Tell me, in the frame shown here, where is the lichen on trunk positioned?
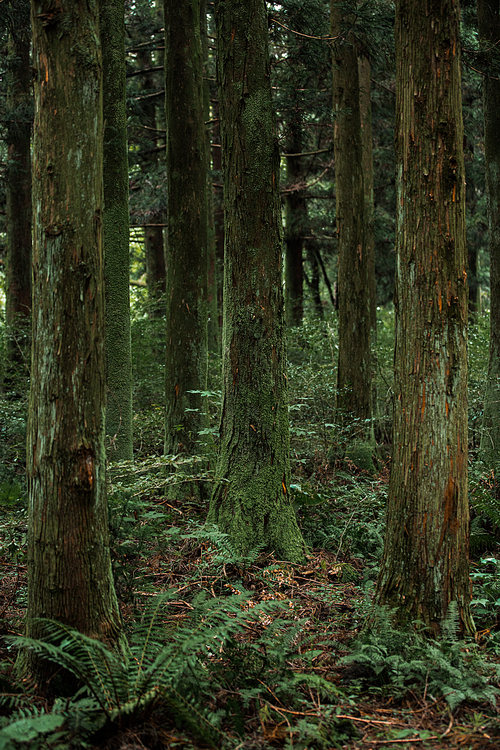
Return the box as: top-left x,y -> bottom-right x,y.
25,0 -> 123,690
207,0 -> 305,564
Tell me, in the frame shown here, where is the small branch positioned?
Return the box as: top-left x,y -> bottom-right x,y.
270,17 -> 339,42
126,65 -> 163,78
283,148 -> 330,157
133,89 -> 164,102
281,160 -> 334,194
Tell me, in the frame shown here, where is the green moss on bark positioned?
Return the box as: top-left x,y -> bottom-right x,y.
207,0 -> 305,564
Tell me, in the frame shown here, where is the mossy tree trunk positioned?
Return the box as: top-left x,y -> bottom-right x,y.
331,3 -> 373,461
26,0 -> 122,688
207,0 -> 305,563
375,0 -> 473,635
478,0 -> 500,472
164,0 -> 209,463
4,3 -> 32,391
101,0 -> 133,462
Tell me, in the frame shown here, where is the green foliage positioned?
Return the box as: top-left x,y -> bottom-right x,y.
0,710 -> 67,750
4,588 -> 348,748
6,593 -> 288,746
471,557 -> 500,631
469,461 -> 500,551
341,605 -> 500,710
295,477 -> 386,562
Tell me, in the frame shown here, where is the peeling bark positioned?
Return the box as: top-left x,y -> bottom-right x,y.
26,0 -> 123,689
375,0 -> 473,634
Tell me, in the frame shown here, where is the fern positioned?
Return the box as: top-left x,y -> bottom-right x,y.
6,591 -> 286,745
340,605 -> 500,710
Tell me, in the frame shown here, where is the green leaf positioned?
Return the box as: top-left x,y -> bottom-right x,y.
0,714 -> 65,743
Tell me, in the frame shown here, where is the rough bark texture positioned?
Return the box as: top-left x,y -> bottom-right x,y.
211,102 -> 225,353
478,0 -> 500,472
27,0 -> 122,686
202,0 -> 220,356
284,126 -> 306,328
358,54 -> 376,333
331,3 -> 373,457
101,0 -> 133,461
375,0 -> 473,634
207,0 -> 305,563
358,51 -> 378,420
138,46 -> 167,318
164,0 -> 209,462
4,9 -> 32,389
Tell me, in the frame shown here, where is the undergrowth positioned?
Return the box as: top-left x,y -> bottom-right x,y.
1,311 -> 500,748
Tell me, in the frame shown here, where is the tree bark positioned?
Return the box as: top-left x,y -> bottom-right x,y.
478,0 -> 500,472
101,0 -> 134,462
358,50 -> 378,422
331,2 -> 374,461
284,127 -> 306,328
207,0 -> 305,563
164,0 -> 209,462
375,0 -> 473,635
138,45 -> 167,317
4,5 -> 32,392
26,0 -> 123,689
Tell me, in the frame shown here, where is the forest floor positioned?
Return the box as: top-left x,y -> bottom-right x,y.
1,466 -> 500,750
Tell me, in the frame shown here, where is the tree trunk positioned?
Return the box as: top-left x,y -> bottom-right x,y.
478,0 -> 500,472
331,2 -> 374,462
306,246 -> 324,318
284,126 -> 306,328
375,0 -> 473,635
138,45 -> 167,317
26,0 -> 122,689
211,101 -> 225,352
101,0 -> 134,462
358,51 -> 378,423
4,6 -> 32,392
164,0 -> 209,462
207,0 -> 305,563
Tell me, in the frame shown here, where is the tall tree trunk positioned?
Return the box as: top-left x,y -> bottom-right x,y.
211,101 -> 225,351
4,6 -> 32,392
202,1 -> 220,356
207,0 -> 305,563
101,0 -> 134,462
358,51 -> 378,420
306,246 -> 324,318
138,45 -> 167,317
331,2 -> 373,464
164,0 -> 209,463
26,0 -> 123,689
284,126 -> 306,328
375,0 -> 473,635
478,0 -> 500,472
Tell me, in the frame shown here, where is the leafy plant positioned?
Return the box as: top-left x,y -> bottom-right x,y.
6,592 -> 288,746
340,604 -> 500,710
471,557 -> 500,630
